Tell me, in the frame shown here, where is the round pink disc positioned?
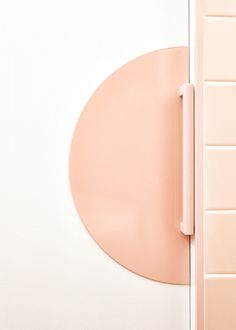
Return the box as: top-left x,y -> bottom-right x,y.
70,47 -> 189,284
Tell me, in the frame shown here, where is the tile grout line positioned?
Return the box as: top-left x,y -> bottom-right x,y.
204,81 -> 236,85
205,274 -> 236,278
205,209 -> 236,214
204,145 -> 236,149
204,15 -> 236,19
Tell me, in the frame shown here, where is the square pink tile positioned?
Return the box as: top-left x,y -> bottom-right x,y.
204,0 -> 236,16
205,213 -> 236,273
204,18 -> 236,81
205,278 -> 236,330
204,84 -> 236,145
205,150 -> 236,209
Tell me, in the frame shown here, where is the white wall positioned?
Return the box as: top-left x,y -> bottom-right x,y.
0,1 -> 189,329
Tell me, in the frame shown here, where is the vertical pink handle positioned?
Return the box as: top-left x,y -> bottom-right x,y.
179,83 -> 195,235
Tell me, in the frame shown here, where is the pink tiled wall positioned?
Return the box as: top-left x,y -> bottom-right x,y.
197,1 -> 236,329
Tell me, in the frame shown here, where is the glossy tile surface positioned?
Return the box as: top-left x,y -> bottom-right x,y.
205,150 -> 236,210
205,213 -> 236,273
205,278 -> 236,330
204,18 -> 236,81
204,84 -> 236,145
199,0 -> 236,328
204,0 -> 236,16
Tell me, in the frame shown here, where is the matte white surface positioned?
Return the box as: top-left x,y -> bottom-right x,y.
0,1 -> 189,329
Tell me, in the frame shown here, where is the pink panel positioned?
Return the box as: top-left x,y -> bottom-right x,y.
70,47 -> 189,285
